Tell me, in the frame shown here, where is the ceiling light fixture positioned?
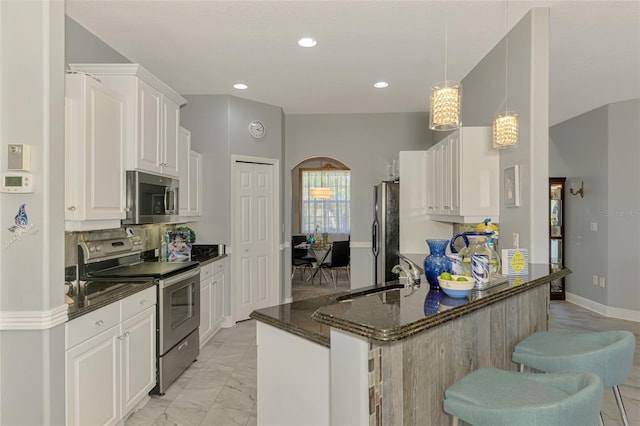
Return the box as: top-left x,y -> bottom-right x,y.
310,163 -> 334,200
297,37 -> 318,48
429,7 -> 462,131
233,83 -> 248,90
493,1 -> 519,149
374,81 -> 389,89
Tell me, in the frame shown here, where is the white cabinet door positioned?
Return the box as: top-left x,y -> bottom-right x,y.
120,306 -> 156,416
427,127 -> 498,223
66,325 -> 120,426
136,79 -> 163,174
448,132 -> 461,216
188,150 -> 202,216
200,277 -> 213,347
426,149 -> 436,213
178,127 -> 191,215
211,271 -> 225,333
65,73 -> 125,230
162,98 -> 180,177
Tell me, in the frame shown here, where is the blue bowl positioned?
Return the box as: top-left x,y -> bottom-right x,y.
440,286 -> 472,299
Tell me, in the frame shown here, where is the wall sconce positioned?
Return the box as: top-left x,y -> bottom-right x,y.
569,181 -> 584,198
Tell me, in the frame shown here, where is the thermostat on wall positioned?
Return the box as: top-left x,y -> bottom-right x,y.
1,172 -> 34,193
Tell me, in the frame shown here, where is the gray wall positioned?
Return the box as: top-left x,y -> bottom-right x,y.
460,8 -> 550,263
181,94 -> 285,311
285,112 -> 433,290
65,15 -> 130,64
181,95 -> 284,245
550,99 -> 640,313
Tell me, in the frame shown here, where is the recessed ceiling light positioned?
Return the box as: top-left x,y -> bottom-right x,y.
297,37 -> 318,48
374,81 -> 389,89
233,83 -> 248,90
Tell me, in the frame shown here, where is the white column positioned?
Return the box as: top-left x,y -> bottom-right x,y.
0,0 -> 66,424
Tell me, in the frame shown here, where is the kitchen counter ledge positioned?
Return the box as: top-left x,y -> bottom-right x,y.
67,280 -> 156,321
251,264 -> 570,345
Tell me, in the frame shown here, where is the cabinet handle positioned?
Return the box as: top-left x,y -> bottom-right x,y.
124,331 -> 130,338
443,206 -> 450,210
95,319 -> 104,326
118,334 -> 125,340
140,300 -> 147,306
67,206 -> 76,212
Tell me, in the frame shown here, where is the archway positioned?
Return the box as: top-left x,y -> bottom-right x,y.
290,156 -> 351,300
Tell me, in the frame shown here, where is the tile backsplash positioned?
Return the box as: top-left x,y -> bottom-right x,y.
65,224 -> 176,267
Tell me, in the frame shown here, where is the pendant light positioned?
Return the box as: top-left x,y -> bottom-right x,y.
493,0 -> 519,148
310,162 -> 333,200
429,7 -> 462,131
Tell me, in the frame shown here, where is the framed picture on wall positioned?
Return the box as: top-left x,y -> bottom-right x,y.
504,165 -> 520,207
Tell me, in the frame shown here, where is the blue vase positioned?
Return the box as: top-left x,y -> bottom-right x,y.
423,239 -> 452,290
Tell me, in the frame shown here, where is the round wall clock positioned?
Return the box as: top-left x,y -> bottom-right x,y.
248,120 -> 265,139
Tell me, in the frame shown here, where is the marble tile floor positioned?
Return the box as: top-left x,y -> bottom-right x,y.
125,300 -> 638,426
124,320 -> 257,426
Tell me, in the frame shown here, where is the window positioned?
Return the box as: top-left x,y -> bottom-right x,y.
300,168 -> 350,234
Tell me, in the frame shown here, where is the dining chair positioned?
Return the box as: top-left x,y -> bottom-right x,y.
292,235 -> 316,263
291,237 -> 314,280
319,240 -> 350,289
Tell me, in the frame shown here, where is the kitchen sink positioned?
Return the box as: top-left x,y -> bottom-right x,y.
335,284 -> 404,303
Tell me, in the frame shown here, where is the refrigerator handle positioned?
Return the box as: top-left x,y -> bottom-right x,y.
372,221 -> 379,256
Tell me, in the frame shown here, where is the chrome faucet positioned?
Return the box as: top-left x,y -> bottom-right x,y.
392,260 -> 421,289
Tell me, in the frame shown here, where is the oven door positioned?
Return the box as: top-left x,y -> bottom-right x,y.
158,267 -> 200,355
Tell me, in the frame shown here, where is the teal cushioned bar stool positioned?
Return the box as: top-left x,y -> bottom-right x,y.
512,331 -> 635,426
443,367 -> 603,426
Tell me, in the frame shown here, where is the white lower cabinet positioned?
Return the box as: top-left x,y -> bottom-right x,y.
199,259 -> 226,347
66,287 -> 156,426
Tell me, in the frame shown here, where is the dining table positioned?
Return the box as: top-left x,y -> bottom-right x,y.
294,242 -> 333,283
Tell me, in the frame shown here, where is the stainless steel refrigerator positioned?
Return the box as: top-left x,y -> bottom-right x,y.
372,181 -> 400,285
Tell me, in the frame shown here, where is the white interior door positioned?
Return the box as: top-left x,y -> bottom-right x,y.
233,159 -> 278,321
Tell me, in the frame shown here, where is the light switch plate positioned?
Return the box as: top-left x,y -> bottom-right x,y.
590,222 -> 598,232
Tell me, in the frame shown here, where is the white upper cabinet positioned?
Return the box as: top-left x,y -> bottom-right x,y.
427,126 -> 499,224
68,64 -> 187,178
64,73 -> 125,231
178,127 -> 202,218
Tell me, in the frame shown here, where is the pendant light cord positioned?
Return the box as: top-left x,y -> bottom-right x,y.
505,0 -> 509,111
444,7 -> 448,82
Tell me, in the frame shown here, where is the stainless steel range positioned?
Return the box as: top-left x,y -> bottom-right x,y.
79,237 -> 201,395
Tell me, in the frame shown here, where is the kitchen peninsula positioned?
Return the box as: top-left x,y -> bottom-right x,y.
250,265 -> 570,426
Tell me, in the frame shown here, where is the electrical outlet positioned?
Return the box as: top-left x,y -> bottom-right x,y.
599,277 -> 606,288
593,275 -> 598,285
590,222 -> 598,232
513,233 -> 519,248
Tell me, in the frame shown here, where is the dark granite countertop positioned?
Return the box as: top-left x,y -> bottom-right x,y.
67,280 -> 156,321
194,253 -> 227,266
251,264 -> 570,346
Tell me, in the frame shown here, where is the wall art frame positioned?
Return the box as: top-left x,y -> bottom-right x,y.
504,165 -> 520,207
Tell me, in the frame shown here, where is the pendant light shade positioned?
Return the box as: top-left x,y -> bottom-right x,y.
493,111 -> 519,148
310,187 -> 333,200
429,80 -> 462,131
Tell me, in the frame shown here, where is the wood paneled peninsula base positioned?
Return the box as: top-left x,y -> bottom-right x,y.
250,264 -> 571,426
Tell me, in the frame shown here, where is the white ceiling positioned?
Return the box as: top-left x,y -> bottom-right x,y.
66,0 -> 639,125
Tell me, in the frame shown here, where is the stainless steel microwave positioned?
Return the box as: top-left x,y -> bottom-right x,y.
123,170 -> 179,224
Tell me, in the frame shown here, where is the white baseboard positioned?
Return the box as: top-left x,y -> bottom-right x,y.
283,297 -> 293,304
221,316 -> 235,328
565,292 -> 640,322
